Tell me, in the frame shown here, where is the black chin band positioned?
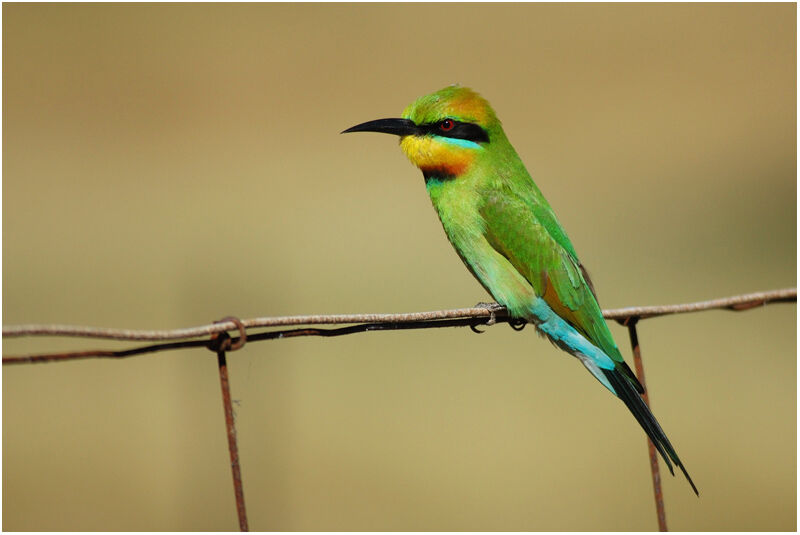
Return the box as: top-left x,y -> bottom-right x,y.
423,169 -> 458,183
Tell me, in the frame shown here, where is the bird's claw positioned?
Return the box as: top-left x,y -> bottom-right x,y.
509,318 -> 528,331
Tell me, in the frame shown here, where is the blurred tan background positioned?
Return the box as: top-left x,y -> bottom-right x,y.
3,3 -> 796,531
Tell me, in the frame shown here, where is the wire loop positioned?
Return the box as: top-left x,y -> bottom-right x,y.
209,316 -> 247,353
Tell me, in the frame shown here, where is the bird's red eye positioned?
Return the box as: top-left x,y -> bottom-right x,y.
440,119 -> 455,131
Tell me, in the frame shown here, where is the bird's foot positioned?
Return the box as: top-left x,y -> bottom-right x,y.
473,301 -> 505,326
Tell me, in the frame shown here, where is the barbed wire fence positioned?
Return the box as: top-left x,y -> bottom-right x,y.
3,287 -> 796,531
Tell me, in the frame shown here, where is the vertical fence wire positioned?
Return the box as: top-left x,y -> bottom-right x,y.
3,290 -> 796,530
210,318 -> 250,531
625,319 -> 668,532
216,348 -> 249,531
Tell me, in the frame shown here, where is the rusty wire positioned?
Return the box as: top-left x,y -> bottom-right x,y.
3,287 -> 795,532
625,319 -> 668,531
209,317 -> 249,532
3,288 -> 795,347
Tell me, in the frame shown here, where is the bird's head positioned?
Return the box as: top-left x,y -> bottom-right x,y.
343,86 -> 502,179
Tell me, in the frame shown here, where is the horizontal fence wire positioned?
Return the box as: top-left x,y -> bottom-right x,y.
2,288 -> 795,365
4,286 -> 795,532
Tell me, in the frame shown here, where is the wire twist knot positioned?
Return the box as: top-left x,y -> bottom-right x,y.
209,316 -> 247,353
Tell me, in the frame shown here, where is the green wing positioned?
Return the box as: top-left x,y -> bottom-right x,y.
479,185 -> 643,391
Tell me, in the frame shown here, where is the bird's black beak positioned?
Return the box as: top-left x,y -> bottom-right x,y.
341,118 -> 419,137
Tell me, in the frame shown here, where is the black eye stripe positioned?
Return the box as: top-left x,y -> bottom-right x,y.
419,120 -> 490,144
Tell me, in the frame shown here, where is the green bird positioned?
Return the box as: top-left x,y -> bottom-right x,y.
344,85 -> 697,494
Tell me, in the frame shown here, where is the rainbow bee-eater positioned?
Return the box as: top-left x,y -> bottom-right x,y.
344,85 -> 697,494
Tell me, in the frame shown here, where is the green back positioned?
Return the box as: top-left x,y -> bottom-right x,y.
406,86 -> 627,366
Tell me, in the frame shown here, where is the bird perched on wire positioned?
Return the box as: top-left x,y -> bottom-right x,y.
343,85 -> 697,494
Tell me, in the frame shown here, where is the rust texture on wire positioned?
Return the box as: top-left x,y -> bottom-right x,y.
625,319 -> 668,531
2,288 -> 795,365
3,289 -> 795,532
209,317 -> 249,532
3,288 -> 795,345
